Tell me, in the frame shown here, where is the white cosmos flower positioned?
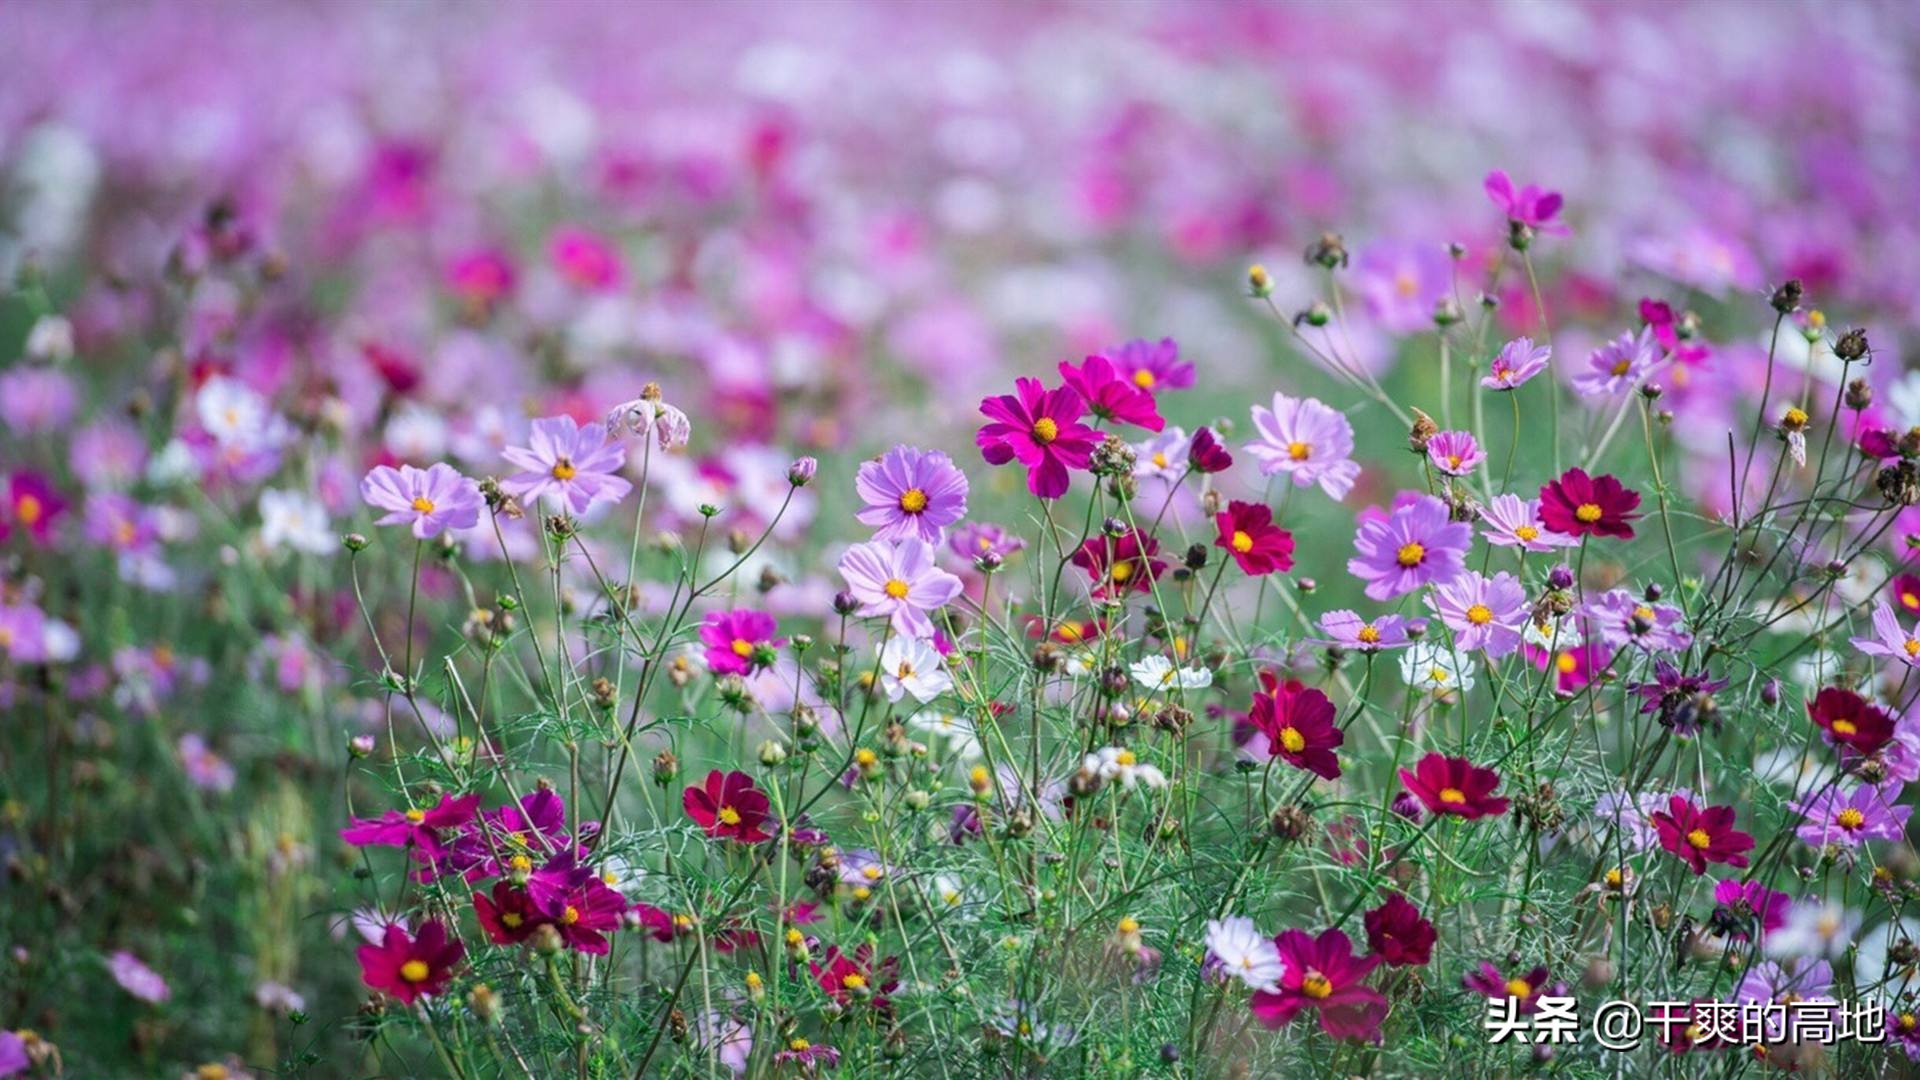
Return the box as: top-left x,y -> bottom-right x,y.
258,489 -> 334,555
197,376 -> 290,453
1399,641 -> 1477,696
1087,746 -> 1167,790
880,636 -> 952,704
1205,916 -> 1283,991
1766,901 -> 1860,961
1130,655 -> 1211,691
908,710 -> 980,760
1521,614 -> 1583,650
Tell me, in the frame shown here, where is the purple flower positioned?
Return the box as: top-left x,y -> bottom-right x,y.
1245,392 -> 1361,500
1484,170 -> 1568,235
1592,790 -> 1668,853
177,733 -> 236,793
1571,327 -> 1657,397
1482,337 -> 1552,391
1479,494 -> 1575,552
0,1030 -> 26,1077
361,463 -> 484,539
949,522 -> 1025,562
1790,783 -> 1911,848
1734,960 -> 1833,1041
502,415 -> 631,515
854,445 -> 969,545
1108,337 -> 1193,392
1852,602 -> 1920,668
1317,610 -> 1414,652
0,368 -> 78,435
1346,495 -> 1471,601
1425,431 -> 1485,477
1583,589 -> 1692,652
837,538 -> 963,639
108,950 -> 171,1004
1424,570 -> 1528,657
0,604 -> 48,663
1355,240 -> 1451,334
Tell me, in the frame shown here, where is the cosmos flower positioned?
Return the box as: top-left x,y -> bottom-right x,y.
2,472 -> 65,545
1108,337 -> 1193,392
1069,527 -> 1165,599
683,770 -> 772,843
195,376 -> 291,453
810,944 -> 899,1010
1132,427 -> 1190,481
1583,589 -> 1691,652
1399,641 -> 1477,697
1765,901 -> 1859,961
1571,327 -> 1658,396
258,489 -> 333,555
1130,655 -> 1212,692
975,377 -> 1100,499
1058,353 -> 1165,432
1423,570 -> 1528,657
1481,337 -> 1551,390
1346,495 -> 1471,600
1245,392 -> 1361,500
549,225 -> 623,290
837,539 -> 963,639
1651,794 -> 1754,875
1790,783 -> 1911,848
699,609 -> 784,676
501,415 -> 632,515
360,463 -> 484,539
1187,426 -> 1233,474
854,445 -> 970,545
604,385 -> 692,451
340,793 -> 481,862
1248,928 -> 1386,1042
1398,753 -> 1509,819
1852,602 -> 1920,667
1363,893 -> 1435,967
1215,500 -> 1294,575
949,522 -> 1026,562
1463,962 -> 1552,1013
108,950 -> 171,1004
879,635 -> 952,703
1538,468 -> 1640,540
473,882 -> 547,945
1483,170 -> 1568,235
1205,916 -> 1283,991
1317,610 -> 1414,652
1086,746 -> 1167,790
357,920 -> 464,1004
1248,673 -> 1342,780
1424,431 -> 1485,477
1712,879 -> 1791,941
1479,494 -> 1575,551
1806,686 -> 1898,757
1355,240 -> 1451,334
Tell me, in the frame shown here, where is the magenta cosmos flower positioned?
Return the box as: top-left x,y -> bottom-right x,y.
700,609 -> 784,676
548,225 -> 623,291
3,471 -> 66,545
1246,392 -> 1361,500
1652,795 -> 1754,875
1214,501 -> 1294,576
361,463 -> 484,539
1463,962 -> 1552,1012
358,920 -> 465,1004
854,445 -> 969,545
1425,431 -> 1485,477
1790,783 -> 1911,848
976,377 -> 1100,499
1108,337 -> 1193,392
340,792 -> 481,862
1424,570 -> 1528,657
1346,495 -> 1471,601
1484,170 -> 1568,235
1398,753 -> 1509,820
1480,494 -> 1575,552
1249,928 -> 1386,1043
1058,354 -> 1164,432
837,538 -> 963,639
1481,337 -> 1551,391
683,770 -> 772,843
502,415 -> 631,515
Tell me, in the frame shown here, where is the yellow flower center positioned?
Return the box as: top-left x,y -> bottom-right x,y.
1604,868 -> 1624,889
1555,652 -> 1578,674
1151,451 -> 1168,468
1633,605 -> 1655,622
1287,441 -> 1311,461
1574,503 -> 1603,523
1279,727 -> 1307,754
1428,667 -> 1450,684
1686,828 -> 1712,849
1439,787 -> 1466,804
718,806 -> 742,826
1132,369 -> 1156,389
509,854 -> 531,873
899,488 -> 929,513
1505,978 -> 1533,998
399,960 -> 431,983
1032,417 -> 1059,444
841,973 -> 867,990
1610,357 -> 1632,377
1301,971 -> 1333,999
1115,749 -> 1137,766
1906,639 -> 1920,658
1118,916 -> 1140,934
1466,604 -> 1493,625
789,1037 -> 811,1052
501,912 -> 523,929
1784,407 -> 1809,427
1515,525 -> 1539,541
852,885 -> 872,901
1837,808 -> 1867,830
562,906 -> 581,925
883,578 -> 910,600
1904,591 -> 1919,610
1357,624 -> 1381,644
551,458 -> 577,481
1057,622 -> 1084,643
411,496 -> 436,514
1231,530 -> 1254,554
1109,562 -> 1134,584
1395,542 -> 1425,567
14,495 -> 41,525
854,748 -> 878,767
1832,719 -> 1858,737
404,808 -> 426,824
1447,454 -> 1462,469
731,638 -> 756,658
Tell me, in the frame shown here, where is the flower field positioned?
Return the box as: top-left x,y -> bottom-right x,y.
3,1 -> 1920,1077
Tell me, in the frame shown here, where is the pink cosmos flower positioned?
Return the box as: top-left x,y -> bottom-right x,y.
501,415 -> 631,514
1423,570 -> 1528,657
1355,240 -> 1451,334
445,248 -> 516,309
1481,336 -> 1551,390
108,951 -> 171,1004
549,225 -> 623,291
854,445 -> 969,545
1058,354 -> 1165,432
699,609 -> 784,676
1851,602 -> 1920,667
360,463 -> 484,539
0,368 -> 77,435
949,522 -> 1024,562
1484,170 -> 1568,235
1108,337 -> 1193,392
976,377 -> 1100,500
1248,928 -> 1386,1042
1571,327 -> 1658,397
1345,495 -> 1471,601
1479,494 -> 1576,552
0,604 -> 48,664
1790,783 -> 1911,848
177,733 -> 235,793
837,538 -> 963,639
1317,610 -> 1415,652
1424,431 -> 1485,477
1245,392 -> 1361,500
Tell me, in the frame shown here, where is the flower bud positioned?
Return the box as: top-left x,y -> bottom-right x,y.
832,591 -> 860,616
758,740 -> 788,767
786,456 -> 817,488
342,533 -> 370,553
1847,378 -> 1873,412
652,750 -> 679,786
1836,327 -> 1870,362
1548,564 -> 1575,591
1247,264 -> 1274,298
1769,279 -> 1803,314
1303,232 -> 1348,270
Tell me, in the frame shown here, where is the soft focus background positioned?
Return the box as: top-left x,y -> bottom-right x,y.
2,0 -> 1919,1075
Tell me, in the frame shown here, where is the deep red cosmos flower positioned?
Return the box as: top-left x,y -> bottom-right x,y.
1215,501 -> 1295,576
473,882 -> 547,945
1538,467 -> 1640,539
1249,928 -> 1386,1043
1249,673 -> 1342,780
810,944 -> 900,1010
1362,893 -> 1435,968
1806,686 -> 1897,757
1069,528 -> 1165,599
1187,426 -> 1233,474
1463,961 -> 1552,1012
1651,795 -> 1753,875
3,472 -> 66,545
1057,354 -> 1164,433
357,920 -> 465,1004
683,770 -> 772,843
1397,753 -> 1509,820
631,903 -> 681,943
339,792 -> 481,862
976,377 -> 1101,500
